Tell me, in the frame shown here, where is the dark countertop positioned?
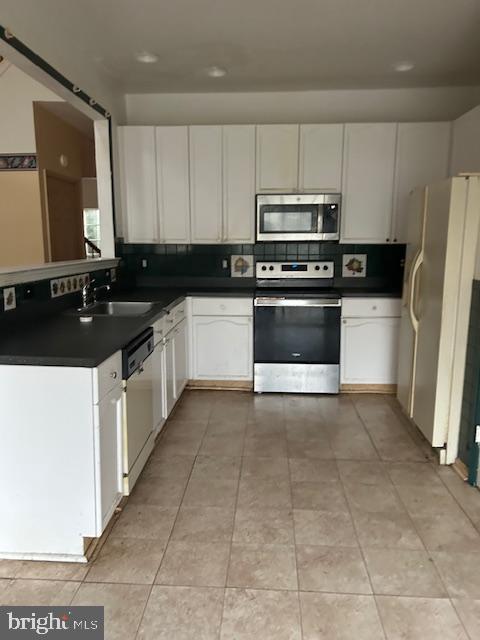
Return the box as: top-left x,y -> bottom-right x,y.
0,285 -> 400,368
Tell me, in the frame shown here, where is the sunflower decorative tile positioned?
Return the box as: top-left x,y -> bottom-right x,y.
231,254 -> 254,278
342,254 -> 367,278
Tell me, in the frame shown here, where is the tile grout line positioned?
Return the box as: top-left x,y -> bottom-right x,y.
340,394 -> 391,640
218,396 -> 249,640
132,393 -> 215,640
347,397 -> 471,638
286,396 -> 308,640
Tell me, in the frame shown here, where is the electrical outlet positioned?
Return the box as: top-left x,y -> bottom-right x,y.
3,287 -> 16,311
110,267 -> 117,282
222,259 -> 228,269
142,259 -> 148,268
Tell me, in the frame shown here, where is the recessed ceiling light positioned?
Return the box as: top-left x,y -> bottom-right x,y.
135,51 -> 159,64
393,61 -> 415,72
205,65 -> 227,78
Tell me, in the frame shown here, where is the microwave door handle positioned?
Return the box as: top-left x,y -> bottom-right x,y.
317,205 -> 323,235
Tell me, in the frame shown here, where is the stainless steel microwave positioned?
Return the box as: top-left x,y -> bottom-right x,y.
256,193 -> 341,242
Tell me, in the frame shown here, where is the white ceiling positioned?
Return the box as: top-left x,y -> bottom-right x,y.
4,0 -> 480,93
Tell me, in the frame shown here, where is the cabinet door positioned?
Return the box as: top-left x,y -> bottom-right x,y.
341,317 -> 400,385
223,125 -> 256,242
192,315 -> 253,380
256,125 -> 299,192
94,384 -> 123,534
173,318 -> 188,398
119,126 -> 158,243
392,122 -> 450,243
189,126 -> 223,243
152,342 -> 166,434
156,126 -> 190,243
163,332 -> 176,417
341,123 -> 397,243
299,124 -> 344,192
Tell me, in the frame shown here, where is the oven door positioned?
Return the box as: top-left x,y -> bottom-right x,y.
254,297 -> 341,393
256,194 -> 340,241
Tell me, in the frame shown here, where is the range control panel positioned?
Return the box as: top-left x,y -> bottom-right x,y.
256,261 -> 334,279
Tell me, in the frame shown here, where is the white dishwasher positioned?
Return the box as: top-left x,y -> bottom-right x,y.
122,327 -> 155,494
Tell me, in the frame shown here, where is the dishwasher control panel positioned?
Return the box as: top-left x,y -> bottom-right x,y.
256,261 -> 334,279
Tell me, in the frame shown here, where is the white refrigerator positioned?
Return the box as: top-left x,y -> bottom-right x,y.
397,176 -> 480,464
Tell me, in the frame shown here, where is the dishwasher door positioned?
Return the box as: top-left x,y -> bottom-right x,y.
123,351 -> 154,493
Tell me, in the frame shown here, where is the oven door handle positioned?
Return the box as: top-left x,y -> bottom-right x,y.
254,297 -> 342,308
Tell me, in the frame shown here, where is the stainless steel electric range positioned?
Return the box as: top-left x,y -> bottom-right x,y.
254,261 -> 341,394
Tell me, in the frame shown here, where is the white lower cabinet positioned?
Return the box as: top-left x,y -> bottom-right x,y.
163,333 -> 176,416
190,297 -> 253,381
95,383 -> 124,532
192,316 -> 253,380
0,352 -> 124,561
152,339 -> 166,434
341,312 -> 400,385
173,318 -> 188,398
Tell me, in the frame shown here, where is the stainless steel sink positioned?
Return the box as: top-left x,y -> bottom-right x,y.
78,301 -> 153,316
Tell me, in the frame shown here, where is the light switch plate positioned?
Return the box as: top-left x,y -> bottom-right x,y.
3,287 -> 16,311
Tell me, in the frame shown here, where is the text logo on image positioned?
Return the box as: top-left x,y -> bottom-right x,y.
0,606 -> 104,638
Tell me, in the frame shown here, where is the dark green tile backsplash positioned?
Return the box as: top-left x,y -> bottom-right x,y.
117,241 -> 406,285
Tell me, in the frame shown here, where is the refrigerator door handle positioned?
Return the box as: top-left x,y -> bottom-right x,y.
409,250 -> 423,331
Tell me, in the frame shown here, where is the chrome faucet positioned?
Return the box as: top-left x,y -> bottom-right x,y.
81,280 -> 111,309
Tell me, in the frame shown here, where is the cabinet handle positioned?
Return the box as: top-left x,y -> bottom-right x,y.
372,305 -> 377,311
220,304 -> 226,311
110,371 -> 117,379
393,238 -> 397,243
386,238 -> 390,242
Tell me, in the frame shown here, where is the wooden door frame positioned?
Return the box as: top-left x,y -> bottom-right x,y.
42,169 -> 85,262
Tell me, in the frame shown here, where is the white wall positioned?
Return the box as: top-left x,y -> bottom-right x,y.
1,3 -> 126,234
450,105 -> 480,176
449,105 -> 480,278
125,86 -> 480,125
0,63 -> 61,153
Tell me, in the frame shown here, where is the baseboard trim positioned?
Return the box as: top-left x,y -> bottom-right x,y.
187,379 -> 253,391
340,383 -> 397,394
452,458 -> 469,481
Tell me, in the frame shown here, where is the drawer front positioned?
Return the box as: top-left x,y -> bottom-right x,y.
94,351 -> 122,404
164,300 -> 186,331
192,297 -> 253,317
173,300 -> 186,324
152,315 -> 166,339
342,297 -> 401,318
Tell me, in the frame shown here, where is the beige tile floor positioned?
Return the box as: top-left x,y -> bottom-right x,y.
2,390 -> 480,638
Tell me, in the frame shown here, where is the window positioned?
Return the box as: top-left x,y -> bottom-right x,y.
83,208 -> 101,258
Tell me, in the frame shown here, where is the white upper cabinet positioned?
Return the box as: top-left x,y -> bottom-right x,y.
189,126 -> 223,243
223,125 -> 256,243
299,124 -> 344,192
392,122 -> 451,243
450,105 -> 480,175
256,124 -> 299,192
341,123 -> 397,244
156,126 -> 190,243
119,126 -> 158,243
